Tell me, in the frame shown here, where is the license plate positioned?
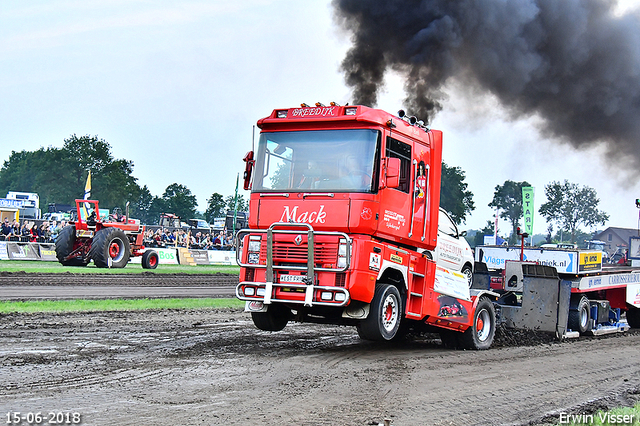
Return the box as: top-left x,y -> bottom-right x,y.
76,230 -> 94,238
279,274 -> 306,283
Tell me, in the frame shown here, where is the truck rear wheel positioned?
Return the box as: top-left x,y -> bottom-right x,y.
55,225 -> 89,266
251,304 -> 290,331
357,284 -> 402,341
459,296 -> 495,350
142,250 -> 159,269
568,296 -> 590,334
626,306 -> 640,328
89,228 -> 131,268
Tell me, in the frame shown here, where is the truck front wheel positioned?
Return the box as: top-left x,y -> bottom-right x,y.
357,284 -> 402,341
459,296 -> 495,350
251,304 -> 290,332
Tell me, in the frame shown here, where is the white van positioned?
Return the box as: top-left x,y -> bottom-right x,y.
428,208 -> 475,286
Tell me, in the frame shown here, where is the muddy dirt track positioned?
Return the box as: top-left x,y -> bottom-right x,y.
1,274 -> 640,425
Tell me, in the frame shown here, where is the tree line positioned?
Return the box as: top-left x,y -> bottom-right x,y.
0,135 -> 247,225
0,135 -> 609,241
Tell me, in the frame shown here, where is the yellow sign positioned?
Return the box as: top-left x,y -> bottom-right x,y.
579,251 -> 602,272
390,254 -> 403,264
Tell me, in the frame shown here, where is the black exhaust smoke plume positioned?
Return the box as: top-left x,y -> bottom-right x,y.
333,0 -> 640,172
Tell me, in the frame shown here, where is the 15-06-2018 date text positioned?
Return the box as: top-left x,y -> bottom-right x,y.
5,412 -> 81,425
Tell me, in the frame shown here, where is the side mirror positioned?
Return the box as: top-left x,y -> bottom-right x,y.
384,157 -> 400,189
243,151 -> 255,190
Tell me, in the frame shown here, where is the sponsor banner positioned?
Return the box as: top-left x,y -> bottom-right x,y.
190,249 -> 210,265
434,266 -> 471,301
627,283 -> 640,307
38,243 -> 57,261
0,241 -> 8,260
129,248 -> 179,265
207,250 -> 236,265
578,272 -> 640,291
477,246 -> 578,274
6,242 -> 40,260
578,251 -> 602,273
521,186 -> 534,236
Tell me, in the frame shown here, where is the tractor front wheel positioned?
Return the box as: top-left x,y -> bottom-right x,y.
142,250 -> 159,269
90,228 -> 131,268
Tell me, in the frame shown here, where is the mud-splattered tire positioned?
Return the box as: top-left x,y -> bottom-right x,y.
626,306 -> 640,328
568,296 -> 590,334
89,228 -> 131,268
357,284 -> 402,341
142,250 -> 159,269
251,304 -> 290,331
459,296 -> 495,350
55,225 -> 89,266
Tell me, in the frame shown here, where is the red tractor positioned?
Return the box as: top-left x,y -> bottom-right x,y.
55,199 -> 158,269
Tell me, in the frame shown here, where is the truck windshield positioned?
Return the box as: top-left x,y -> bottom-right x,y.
252,129 -> 380,192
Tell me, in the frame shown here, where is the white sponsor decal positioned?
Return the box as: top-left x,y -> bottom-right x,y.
279,205 -> 327,224
383,209 -> 405,231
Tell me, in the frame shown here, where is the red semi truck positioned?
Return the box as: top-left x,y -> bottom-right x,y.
235,104 -> 497,349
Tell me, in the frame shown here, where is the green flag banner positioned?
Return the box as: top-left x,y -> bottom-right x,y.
522,186 -> 534,236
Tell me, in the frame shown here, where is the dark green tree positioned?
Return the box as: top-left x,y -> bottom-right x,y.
439,162 -> 474,224
204,193 -> 226,222
0,134 -> 141,212
130,185 -> 155,224
539,180 -> 609,243
225,194 -> 248,213
488,180 -> 531,244
161,183 -> 198,221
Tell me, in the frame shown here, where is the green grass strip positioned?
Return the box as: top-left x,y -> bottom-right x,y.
0,260 -> 240,275
0,298 -> 245,313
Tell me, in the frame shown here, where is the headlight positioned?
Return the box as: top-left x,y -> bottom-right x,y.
248,240 -> 261,252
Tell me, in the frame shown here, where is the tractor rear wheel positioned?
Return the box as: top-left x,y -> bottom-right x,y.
142,250 -> 159,269
90,228 -> 131,268
55,225 -> 89,266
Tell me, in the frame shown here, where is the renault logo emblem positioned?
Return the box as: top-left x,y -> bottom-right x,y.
294,235 -> 303,246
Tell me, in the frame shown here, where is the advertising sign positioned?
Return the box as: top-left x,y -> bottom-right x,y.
129,248 -> 179,265
477,246 -> 579,274
207,250 -> 236,265
629,237 -> 640,261
434,266 -> 471,301
38,244 -> 57,261
6,242 -> 40,260
190,249 -> 210,265
0,241 -> 7,260
521,186 -> 534,236
626,283 -> 640,307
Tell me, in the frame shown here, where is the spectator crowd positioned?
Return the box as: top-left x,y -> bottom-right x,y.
1,216 -> 235,251
1,217 -> 67,243
143,228 -> 234,251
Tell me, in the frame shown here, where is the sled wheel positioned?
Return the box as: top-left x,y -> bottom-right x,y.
440,330 -> 461,349
568,296 -> 590,334
357,284 -> 402,341
626,306 -> 640,328
251,304 -> 290,331
55,225 -> 89,266
142,250 -> 159,269
460,296 -> 496,350
90,228 -> 131,268
462,264 -> 473,287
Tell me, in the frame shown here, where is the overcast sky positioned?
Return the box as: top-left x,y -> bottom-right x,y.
2,0 -> 640,237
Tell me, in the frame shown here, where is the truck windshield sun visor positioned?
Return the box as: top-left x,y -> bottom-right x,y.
252,129 -> 380,193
